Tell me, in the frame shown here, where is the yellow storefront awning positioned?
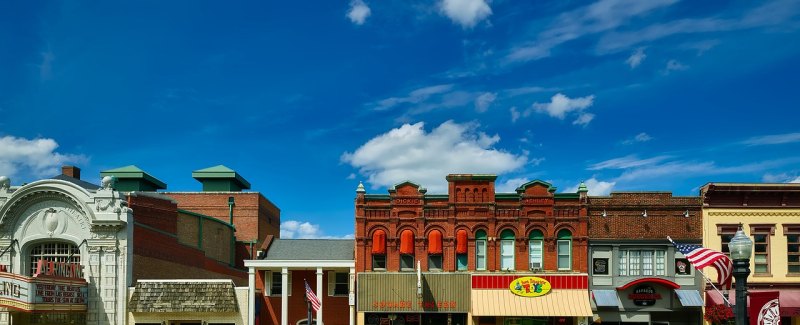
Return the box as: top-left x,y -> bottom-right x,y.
471,289 -> 592,317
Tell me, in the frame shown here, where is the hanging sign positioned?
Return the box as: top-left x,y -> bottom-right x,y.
509,276 -> 551,297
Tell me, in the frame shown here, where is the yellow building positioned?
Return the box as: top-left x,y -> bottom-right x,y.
701,183 -> 800,325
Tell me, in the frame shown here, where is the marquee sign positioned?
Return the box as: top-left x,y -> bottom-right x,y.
509,276 -> 551,297
0,270 -> 87,311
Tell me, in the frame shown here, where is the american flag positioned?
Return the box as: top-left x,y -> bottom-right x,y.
669,237 -> 733,289
305,280 -> 321,312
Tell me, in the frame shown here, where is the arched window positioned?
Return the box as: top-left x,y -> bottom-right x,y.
371,230 -> 387,270
428,230 -> 443,271
557,229 -> 573,270
399,230 -> 415,271
475,230 -> 487,270
528,230 -> 544,270
456,229 -> 468,271
28,242 -> 80,276
500,229 -> 515,271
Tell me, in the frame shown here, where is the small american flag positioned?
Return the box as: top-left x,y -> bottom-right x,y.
305,280 -> 321,312
669,237 -> 733,289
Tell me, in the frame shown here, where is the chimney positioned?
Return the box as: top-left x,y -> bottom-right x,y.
62,166 -> 81,179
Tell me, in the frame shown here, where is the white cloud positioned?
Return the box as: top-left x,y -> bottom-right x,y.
573,113 -> 595,127
510,107 -> 521,123
346,173 -> 356,180
280,220 -> 354,239
347,0 -> 372,25
565,178 -> 616,196
0,136 -> 87,180
474,92 -> 497,113
439,0 -> 492,29
505,0 -> 678,63
495,177 -> 530,192
533,93 -> 596,124
626,47 -> 646,68
374,84 -> 455,111
622,132 -> 653,144
792,177 -> 800,183
588,155 -> 671,170
664,59 -> 688,73
341,120 -> 528,193
743,132 -> 800,146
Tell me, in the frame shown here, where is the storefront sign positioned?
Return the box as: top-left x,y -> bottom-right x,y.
509,276 -> 551,297
628,285 -> 661,306
0,271 -> 87,311
675,259 -> 691,275
370,300 -> 458,310
593,258 -> 609,275
357,273 -> 469,312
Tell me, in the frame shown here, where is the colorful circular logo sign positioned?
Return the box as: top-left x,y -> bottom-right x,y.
509,277 -> 551,297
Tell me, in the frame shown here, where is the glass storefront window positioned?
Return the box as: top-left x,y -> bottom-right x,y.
28,242 -> 80,276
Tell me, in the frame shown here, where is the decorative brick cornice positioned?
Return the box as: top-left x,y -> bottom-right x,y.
708,212 -> 800,217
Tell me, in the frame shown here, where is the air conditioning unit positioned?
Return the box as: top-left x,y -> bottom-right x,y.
531,267 -> 541,272
530,262 -> 541,272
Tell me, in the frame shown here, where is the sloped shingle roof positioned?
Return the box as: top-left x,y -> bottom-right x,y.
263,239 -> 354,261
129,280 -> 238,313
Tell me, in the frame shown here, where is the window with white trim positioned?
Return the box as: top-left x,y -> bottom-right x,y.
476,230 -> 487,271
556,229 -> 572,270
499,229 -> 515,271
264,271 -> 292,296
528,230 -> 543,270
618,249 -> 667,276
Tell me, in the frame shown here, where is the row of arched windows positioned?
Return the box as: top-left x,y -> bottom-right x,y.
370,228 -> 573,271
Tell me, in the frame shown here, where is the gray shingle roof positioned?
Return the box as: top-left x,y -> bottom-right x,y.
128,281 -> 238,313
51,174 -> 100,190
263,239 -> 354,261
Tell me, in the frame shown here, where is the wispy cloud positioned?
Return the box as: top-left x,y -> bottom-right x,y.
532,93 -> 596,126
474,92 -> 497,113
622,132 -> 653,145
663,59 -> 688,73
742,132 -> 800,146
347,0 -> 372,25
626,47 -> 646,68
0,136 -> 88,180
762,172 -> 800,183
341,120 -> 527,193
281,220 -> 354,239
372,84 -> 454,111
610,156 -> 800,182
588,155 -> 671,170
565,177 -> 616,195
438,0 -> 492,29
505,0 -> 678,63
39,49 -> 55,80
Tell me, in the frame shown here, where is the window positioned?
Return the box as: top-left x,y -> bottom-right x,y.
456,229 -> 468,271
557,229 -> 572,270
786,225 -> 800,274
328,272 -> 348,296
618,249 -> 667,276
528,230 -> 544,270
751,224 -> 775,275
499,229 -> 515,270
475,230 -> 487,270
29,242 -> 80,276
400,230 -> 415,272
371,229 -> 387,271
428,230 -> 443,271
717,224 -> 739,257
265,271 -> 292,296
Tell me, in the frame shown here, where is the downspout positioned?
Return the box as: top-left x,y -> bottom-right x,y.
228,196 -> 236,267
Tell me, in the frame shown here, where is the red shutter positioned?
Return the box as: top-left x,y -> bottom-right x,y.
428,230 -> 443,254
400,230 -> 415,254
456,229 -> 468,254
372,230 -> 386,254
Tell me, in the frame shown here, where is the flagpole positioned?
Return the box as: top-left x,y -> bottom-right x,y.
306,279 -> 313,325
666,236 -> 731,306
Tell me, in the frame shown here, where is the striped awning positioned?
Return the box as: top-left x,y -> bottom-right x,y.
675,290 -> 704,307
591,289 -> 619,307
471,290 -> 592,316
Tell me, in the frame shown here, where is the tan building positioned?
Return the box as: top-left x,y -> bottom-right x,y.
700,183 -> 800,325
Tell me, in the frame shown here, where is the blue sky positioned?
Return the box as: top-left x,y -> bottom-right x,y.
2,0 -> 800,239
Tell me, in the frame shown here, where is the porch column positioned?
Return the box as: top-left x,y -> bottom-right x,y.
349,267 -> 356,325
316,267 -> 324,325
248,267 -> 255,325
282,267 -> 289,325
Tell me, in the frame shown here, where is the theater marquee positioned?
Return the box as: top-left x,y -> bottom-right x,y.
0,270 -> 88,311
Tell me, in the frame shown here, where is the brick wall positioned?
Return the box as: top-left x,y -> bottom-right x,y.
587,192 -> 702,240
256,270 -> 351,325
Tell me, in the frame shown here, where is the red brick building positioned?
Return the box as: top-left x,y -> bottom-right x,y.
354,174 -> 592,325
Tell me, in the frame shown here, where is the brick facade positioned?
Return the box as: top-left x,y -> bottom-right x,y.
587,192 -> 703,240
355,175 -> 589,273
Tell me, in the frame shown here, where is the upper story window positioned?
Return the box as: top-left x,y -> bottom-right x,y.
371,229 -> 387,271
400,229 -> 415,272
528,230 -> 544,270
428,230 -> 443,271
619,249 -> 667,276
751,224 -> 775,276
475,230 -> 487,271
29,242 -> 80,276
785,224 -> 800,275
499,229 -> 515,271
717,224 -> 739,257
557,229 -> 572,271
456,229 -> 468,271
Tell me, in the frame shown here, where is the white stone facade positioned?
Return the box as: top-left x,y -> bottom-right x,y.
0,178 -> 131,325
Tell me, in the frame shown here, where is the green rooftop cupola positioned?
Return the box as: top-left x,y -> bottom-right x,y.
192,165 -> 251,192
356,181 -> 366,193
100,165 -> 167,192
578,181 -> 588,193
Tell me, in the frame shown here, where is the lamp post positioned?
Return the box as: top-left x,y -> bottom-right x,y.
728,223 -> 753,325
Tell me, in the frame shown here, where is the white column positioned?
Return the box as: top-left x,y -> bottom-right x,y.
349,267 -> 356,325
282,267 -> 289,325
248,267 -> 256,325
316,267 -> 324,325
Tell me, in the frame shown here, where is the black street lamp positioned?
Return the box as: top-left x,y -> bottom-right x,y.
728,223 -> 753,325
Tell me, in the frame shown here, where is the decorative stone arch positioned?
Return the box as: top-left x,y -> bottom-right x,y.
0,180 -> 97,231
553,223 -> 577,238
469,224 -> 489,236
494,224 -> 518,239
524,225 -> 547,238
